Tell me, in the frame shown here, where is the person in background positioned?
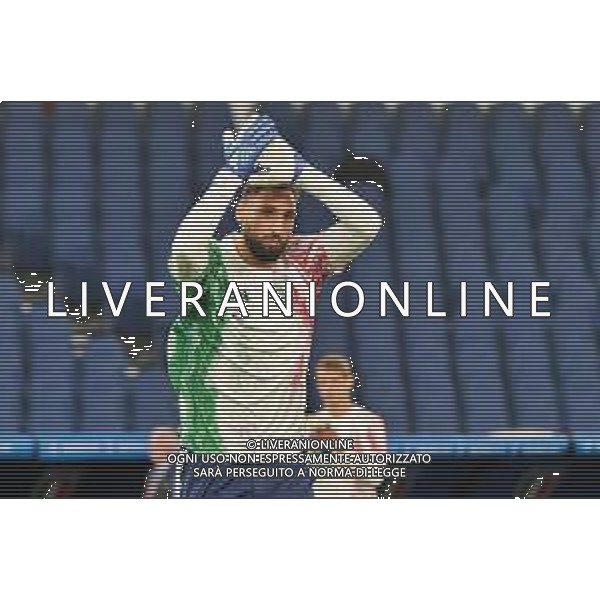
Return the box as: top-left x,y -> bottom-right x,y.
309,355 -> 388,498
143,427 -> 180,498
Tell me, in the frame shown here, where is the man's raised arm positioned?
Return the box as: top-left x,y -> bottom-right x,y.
168,168 -> 243,282
169,112 -> 280,282
295,164 -> 384,274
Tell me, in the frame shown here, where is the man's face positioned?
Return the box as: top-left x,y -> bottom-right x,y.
316,361 -> 354,414
238,188 -> 297,262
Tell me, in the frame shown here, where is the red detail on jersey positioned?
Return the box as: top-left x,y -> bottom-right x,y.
287,236 -> 329,328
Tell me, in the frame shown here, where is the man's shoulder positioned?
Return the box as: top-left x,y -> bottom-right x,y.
286,234 -> 330,273
217,231 -> 240,247
212,232 -> 240,264
288,233 -> 321,253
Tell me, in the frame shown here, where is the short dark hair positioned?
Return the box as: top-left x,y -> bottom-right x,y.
316,355 -> 354,375
238,183 -> 300,207
241,183 -> 298,198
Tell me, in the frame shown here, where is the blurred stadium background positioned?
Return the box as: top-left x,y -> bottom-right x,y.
1,101 -> 600,498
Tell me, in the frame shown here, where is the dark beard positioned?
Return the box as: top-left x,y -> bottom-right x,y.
244,233 -> 287,263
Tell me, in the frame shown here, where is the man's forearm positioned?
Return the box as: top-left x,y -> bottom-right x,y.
295,164 -> 383,270
296,165 -> 383,238
169,168 -> 243,281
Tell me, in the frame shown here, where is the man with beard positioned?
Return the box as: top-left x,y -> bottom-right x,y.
167,111 -> 383,498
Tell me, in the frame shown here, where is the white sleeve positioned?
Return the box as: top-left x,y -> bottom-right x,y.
168,168 -> 244,282
295,165 -> 384,275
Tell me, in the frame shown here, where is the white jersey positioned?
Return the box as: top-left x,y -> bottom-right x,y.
311,404 -> 388,453
208,232 -> 330,452
310,404 -> 388,498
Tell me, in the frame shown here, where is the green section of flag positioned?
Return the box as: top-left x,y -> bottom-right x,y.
167,242 -> 230,452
